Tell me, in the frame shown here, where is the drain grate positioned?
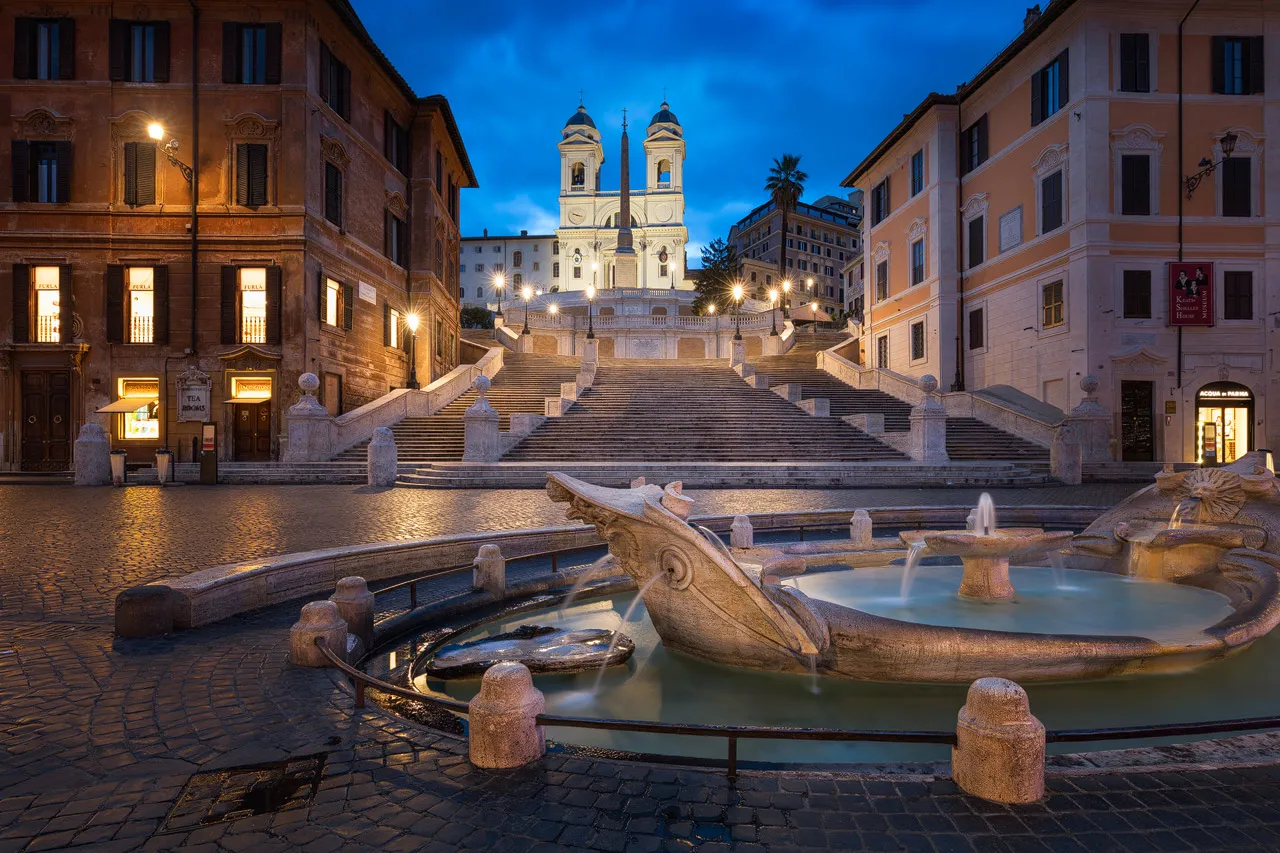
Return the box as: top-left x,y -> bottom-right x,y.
2,622 -> 107,647
159,753 -> 327,833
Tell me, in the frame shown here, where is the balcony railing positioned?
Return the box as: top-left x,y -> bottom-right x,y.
520,310 -> 773,332
35,314 -> 60,343
130,315 -> 153,344
242,315 -> 267,344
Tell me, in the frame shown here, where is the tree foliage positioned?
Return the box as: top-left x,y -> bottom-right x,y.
694,237 -> 739,314
764,154 -> 807,305
460,305 -> 494,329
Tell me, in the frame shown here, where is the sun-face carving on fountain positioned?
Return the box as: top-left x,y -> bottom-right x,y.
1168,469 -> 1247,523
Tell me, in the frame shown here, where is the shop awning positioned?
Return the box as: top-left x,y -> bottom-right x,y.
97,398 -> 156,413
224,394 -> 272,403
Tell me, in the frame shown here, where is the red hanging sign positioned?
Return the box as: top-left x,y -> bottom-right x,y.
1168,262 -> 1213,326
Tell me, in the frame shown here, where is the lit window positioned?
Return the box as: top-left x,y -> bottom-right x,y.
33,266 -> 60,343
117,379 -> 160,439
1042,280 -> 1064,329
324,278 -> 341,326
240,267 -> 267,343
128,267 -> 154,343
389,308 -> 401,348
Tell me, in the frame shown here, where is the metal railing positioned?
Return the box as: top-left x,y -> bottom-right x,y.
130,315 -> 154,344
35,314 -> 60,343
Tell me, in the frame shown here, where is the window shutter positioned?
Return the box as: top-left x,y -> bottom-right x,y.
1135,34 -> 1150,92
248,143 -> 267,206
968,217 -> 983,268
235,144 -> 249,206
222,22 -> 238,83
384,211 -> 392,257
54,141 -> 71,203
325,165 -> 342,228
1030,69 -> 1043,125
136,142 -> 156,205
342,282 -> 354,330
220,265 -> 237,344
1248,36 -> 1264,95
977,115 -> 989,165
1133,156 -> 1150,215
1211,36 -> 1225,94
154,21 -> 171,83
124,142 -> 138,206
383,112 -> 392,161
58,265 -> 73,340
265,265 -> 282,345
265,23 -> 282,84
339,65 -> 352,121
11,141 -> 29,203
398,217 -> 409,266
1057,50 -> 1069,107
13,19 -> 32,79
12,264 -> 30,343
383,300 -> 391,347
153,265 -> 169,344
109,20 -> 129,81
317,268 -> 325,322
58,19 -> 75,79
319,42 -> 330,103
106,265 -> 125,344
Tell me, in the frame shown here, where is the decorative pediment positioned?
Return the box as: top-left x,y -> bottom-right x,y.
1111,123 -> 1165,151
385,191 -> 408,217
219,344 -> 282,372
906,216 -> 928,242
13,108 -> 73,140
961,193 -> 989,220
108,109 -> 160,147
226,112 -> 280,141
320,135 -> 350,168
872,241 -> 891,263
1111,345 -> 1169,375
1216,127 -> 1262,156
1032,143 -> 1069,177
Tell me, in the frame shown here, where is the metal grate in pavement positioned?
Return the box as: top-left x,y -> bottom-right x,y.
159,753 -> 327,833
1,622 -> 107,646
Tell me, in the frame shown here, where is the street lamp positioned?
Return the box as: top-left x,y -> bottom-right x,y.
732,283 -> 744,340
781,278 -> 792,319
521,285 -> 533,335
147,123 -> 193,184
768,288 -> 780,336
492,272 -> 505,318
1185,131 -> 1239,198
405,312 -> 420,389
585,283 -> 596,339
707,303 -> 716,315
548,302 -> 559,324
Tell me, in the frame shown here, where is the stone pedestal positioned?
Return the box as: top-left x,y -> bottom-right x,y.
1066,376 -> 1112,463
289,601 -> 349,667
114,585 -> 174,637
798,398 -> 830,417
468,662 -> 546,769
845,413 -> 885,434
957,556 -> 1015,600
463,376 -> 501,462
772,382 -> 803,403
582,338 -> 599,366
367,427 -> 398,487
1050,423 -> 1083,486
630,477 -> 647,488
284,374 -> 334,462
330,577 -> 375,648
730,515 -> 754,548
909,376 -> 949,464
849,510 -> 872,547
473,544 -> 506,597
953,678 -> 1045,804
74,423 -> 111,486
730,339 -> 745,367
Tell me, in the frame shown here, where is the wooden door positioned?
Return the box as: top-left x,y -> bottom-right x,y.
233,400 -> 273,461
20,370 -> 72,471
1120,380 -> 1155,462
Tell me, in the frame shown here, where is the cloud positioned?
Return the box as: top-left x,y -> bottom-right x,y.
492,194 -> 559,235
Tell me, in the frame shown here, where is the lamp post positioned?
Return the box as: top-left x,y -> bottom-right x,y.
781,278 -> 792,319
406,312 -> 420,389
148,123 -> 193,183
732,284 -> 744,341
492,272 -> 505,318
521,285 -> 533,335
585,283 -> 596,339
1185,131 -> 1239,198
768,288 -> 780,336
548,302 -> 559,325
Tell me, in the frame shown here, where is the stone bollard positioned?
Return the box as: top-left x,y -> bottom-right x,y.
473,544 -> 506,597
730,515 -> 754,548
849,509 -> 873,547
468,662 -> 546,769
74,423 -> 112,486
367,427 -> 398,487
966,509 -> 979,531
1050,423 -> 1083,486
114,585 -> 174,637
330,577 -> 375,648
289,601 -> 349,667
953,677 -> 1046,804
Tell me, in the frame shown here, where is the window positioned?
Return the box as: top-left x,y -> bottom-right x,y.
571,162 -> 585,188
513,273 -> 523,286
1042,280 -> 1064,329
553,262 -> 560,278
222,23 -> 281,85
967,216 -> 985,269
910,150 -> 924,196
910,239 -> 925,285
123,141 -> 157,207
236,143 -> 268,207
128,268 -> 155,343
968,308 -> 984,350
1120,155 -> 1151,215
221,266 -> 279,344
910,321 -> 925,361
532,262 -> 539,271
553,241 -> 560,255
1041,171 -> 1064,233
388,307 -> 401,348
961,115 -> 988,174
110,21 -> 169,82
118,379 -> 160,440
323,278 -> 341,326
660,264 -> 668,277
324,162 -> 343,227
1122,270 -> 1152,318
384,113 -> 409,174
1222,157 -> 1252,217
319,43 -> 351,121
870,178 -> 890,226
107,265 -> 168,345
14,18 -> 74,80
11,141 -> 71,204
33,266 -> 62,343
573,266 -> 582,279
1223,271 -> 1253,320
1031,50 -> 1069,125
475,263 -> 484,273
1119,34 -> 1150,92
513,251 -> 523,268
656,158 -> 671,186
241,268 -> 268,343
1213,37 -> 1264,95
876,335 -> 889,369
874,260 -> 888,301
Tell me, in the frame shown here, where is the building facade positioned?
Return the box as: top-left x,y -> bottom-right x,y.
727,194 -> 861,316
1,0 -> 475,469
459,230 -> 557,309
844,0 -> 1278,464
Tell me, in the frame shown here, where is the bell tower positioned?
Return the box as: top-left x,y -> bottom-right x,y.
644,101 -> 685,194
558,104 -> 604,196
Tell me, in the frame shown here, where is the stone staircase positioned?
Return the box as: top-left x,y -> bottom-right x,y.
334,353 -> 583,463
751,332 -> 1051,465
504,359 -> 907,462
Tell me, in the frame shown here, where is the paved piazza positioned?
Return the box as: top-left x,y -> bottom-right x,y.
4,483 -> 1280,852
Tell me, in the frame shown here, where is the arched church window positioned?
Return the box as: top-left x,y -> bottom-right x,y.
476,286 -> 483,298
513,251 -> 523,268
513,273 -> 523,285
657,159 -> 671,187
571,162 -> 585,188
553,241 -> 560,255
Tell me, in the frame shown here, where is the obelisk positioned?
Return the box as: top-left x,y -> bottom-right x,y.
613,110 -> 638,289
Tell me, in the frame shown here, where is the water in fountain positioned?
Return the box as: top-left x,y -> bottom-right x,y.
1049,550 -> 1069,590
555,569 -> 602,624
591,572 -> 664,693
974,493 -> 997,537
806,653 -> 821,695
899,541 -> 926,602
1169,497 -> 1201,530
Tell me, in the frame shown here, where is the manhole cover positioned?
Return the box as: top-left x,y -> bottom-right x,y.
159,753 -> 327,833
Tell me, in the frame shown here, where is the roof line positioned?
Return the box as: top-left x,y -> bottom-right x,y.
419,95 -> 480,188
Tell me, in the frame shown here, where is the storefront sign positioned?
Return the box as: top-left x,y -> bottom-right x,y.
176,366 -> 212,423
1168,262 -> 1213,326
358,281 -> 377,304
201,423 -> 217,451
1165,401 -> 1177,414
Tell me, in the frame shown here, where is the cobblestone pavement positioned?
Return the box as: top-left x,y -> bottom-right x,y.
6,482 -> 1280,852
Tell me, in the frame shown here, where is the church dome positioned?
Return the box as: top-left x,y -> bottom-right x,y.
565,105 -> 597,130
648,101 -> 680,128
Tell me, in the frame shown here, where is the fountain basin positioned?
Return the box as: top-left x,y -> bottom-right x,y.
1115,520 -> 1268,581
904,529 -> 1075,601
422,625 -> 635,679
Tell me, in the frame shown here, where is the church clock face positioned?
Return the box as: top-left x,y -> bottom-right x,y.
573,249 -> 582,264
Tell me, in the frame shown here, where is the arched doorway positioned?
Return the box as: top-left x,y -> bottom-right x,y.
1196,382 -> 1253,464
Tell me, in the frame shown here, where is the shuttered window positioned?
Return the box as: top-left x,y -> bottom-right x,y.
13,18 -> 75,80
235,143 -> 268,207
222,22 -> 281,85
384,113 -> 409,174
107,265 -> 169,344
967,216 -> 984,269
12,141 -> 71,203
968,308 -> 984,350
1221,157 -> 1252,217
910,239 -> 925,286
385,212 -> 408,266
319,42 -> 351,121
909,150 -> 924,196
874,261 -> 888,302
1122,270 -> 1152,319
324,163 -> 343,227
123,141 -> 157,206
870,178 -> 890,227
222,266 -> 281,345
1119,33 -> 1149,92
961,115 -> 988,175
1041,171 -> 1064,233
1223,271 -> 1253,320
910,321 -> 925,361
1120,154 -> 1151,215
110,20 -> 169,82
1212,36 -> 1264,95
1031,50 -> 1069,125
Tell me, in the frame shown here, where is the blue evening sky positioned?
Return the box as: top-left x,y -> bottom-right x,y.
354,0 -> 1036,258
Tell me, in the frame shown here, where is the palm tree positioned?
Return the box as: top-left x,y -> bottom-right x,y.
764,154 -> 807,317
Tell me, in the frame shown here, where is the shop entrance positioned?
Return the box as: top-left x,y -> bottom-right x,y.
19,369 -> 72,471
233,400 -> 273,461
1196,382 -> 1252,464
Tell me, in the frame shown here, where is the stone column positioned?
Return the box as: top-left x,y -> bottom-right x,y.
1065,376 -> 1112,463
468,662 -> 546,769
909,375 -> 949,464
289,601 -> 349,667
473,543 -> 506,597
74,423 -> 111,486
330,577 -> 375,648
849,510 -> 872,547
283,374 -> 334,462
1050,422 -> 1083,485
367,427 -> 398,487
462,376 -> 501,463
730,338 -> 745,367
953,677 -> 1045,804
730,516 -> 754,548
583,337 -> 599,366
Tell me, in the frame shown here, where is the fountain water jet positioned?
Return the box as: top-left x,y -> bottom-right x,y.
899,541 -> 926,602
592,572 -> 663,692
